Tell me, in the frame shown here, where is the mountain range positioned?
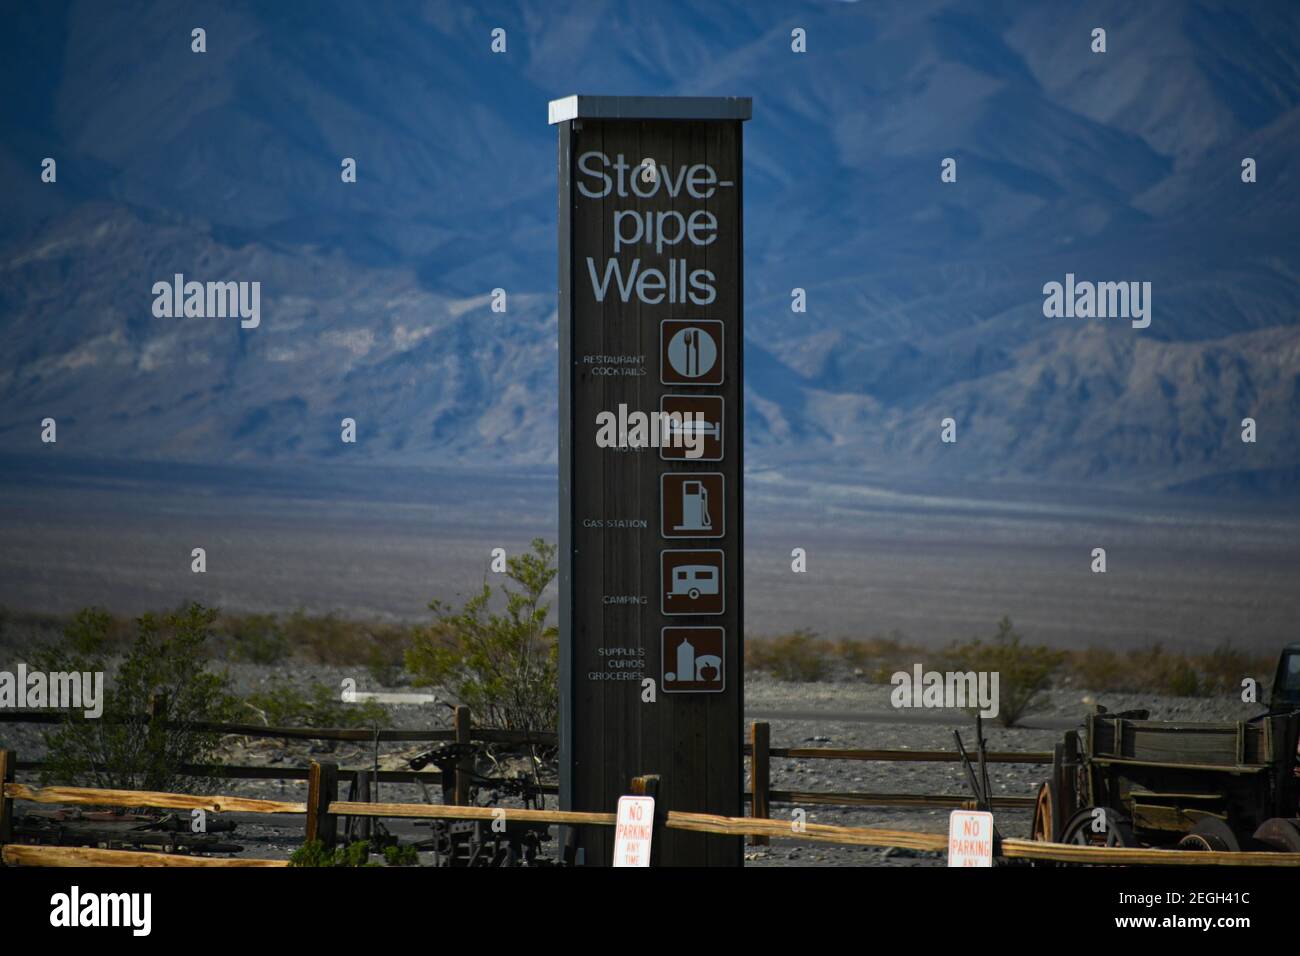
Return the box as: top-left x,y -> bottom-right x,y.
2,0 -> 1298,494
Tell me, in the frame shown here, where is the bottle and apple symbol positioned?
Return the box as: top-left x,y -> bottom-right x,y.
662,627 -> 725,692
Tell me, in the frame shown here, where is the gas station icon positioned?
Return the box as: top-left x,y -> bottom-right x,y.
661,473 -> 724,538
660,319 -> 723,386
661,549 -> 725,615
662,627 -> 725,693
659,395 -> 723,461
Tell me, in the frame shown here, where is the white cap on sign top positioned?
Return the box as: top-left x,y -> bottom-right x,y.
548,95 -> 752,125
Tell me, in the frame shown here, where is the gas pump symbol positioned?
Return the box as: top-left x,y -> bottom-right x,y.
660,473 -> 724,539
675,479 -> 712,533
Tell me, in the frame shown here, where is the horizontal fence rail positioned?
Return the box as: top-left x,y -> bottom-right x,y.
743,745 -> 1053,764
0,708 -> 556,746
1,844 -> 290,867
760,790 -> 1037,809
12,759 -> 560,792
6,776 -> 1300,867
6,782 -> 307,815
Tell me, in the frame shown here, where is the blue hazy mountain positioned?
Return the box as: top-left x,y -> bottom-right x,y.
1,0 -> 1298,491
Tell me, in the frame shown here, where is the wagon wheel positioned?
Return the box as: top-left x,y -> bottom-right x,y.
1252,818 -> 1300,852
1031,780 -> 1059,842
1176,817 -> 1240,852
1059,806 -> 1135,849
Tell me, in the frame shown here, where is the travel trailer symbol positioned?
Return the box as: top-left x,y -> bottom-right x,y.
660,473 -> 724,538
660,319 -> 724,386
661,549 -> 725,615
662,627 -> 725,693
671,564 -> 717,599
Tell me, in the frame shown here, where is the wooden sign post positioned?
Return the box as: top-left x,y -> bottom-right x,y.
552,95 -> 750,865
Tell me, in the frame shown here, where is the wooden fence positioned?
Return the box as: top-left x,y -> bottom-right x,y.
5,752 -> 1300,867
0,707 -> 1040,820
5,709 -> 1300,867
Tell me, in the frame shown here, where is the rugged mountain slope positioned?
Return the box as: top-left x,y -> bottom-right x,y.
1,0 -> 1297,491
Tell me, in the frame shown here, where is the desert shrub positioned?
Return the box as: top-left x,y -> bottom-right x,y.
37,603 -> 239,792
833,632 -> 914,681
383,843 -> 420,866
1059,641 -> 1277,698
942,617 -> 1064,727
1066,646 -> 1127,691
290,839 -> 419,867
281,610 -> 370,665
363,630 -> 409,686
1195,641 -> 1262,696
405,539 -> 558,732
222,612 -> 290,665
245,678 -> 389,732
1124,644 -> 1210,697
747,629 -> 830,682
291,839 -> 377,867
1165,659 -> 1202,697
269,609 -> 413,680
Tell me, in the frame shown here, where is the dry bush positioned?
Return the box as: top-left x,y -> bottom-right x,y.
405,539 -> 558,732
942,617 -> 1064,727
746,629 -> 831,682
226,610 -> 414,683
37,604 -> 239,793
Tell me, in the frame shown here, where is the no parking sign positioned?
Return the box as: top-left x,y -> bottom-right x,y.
613,795 -> 656,867
948,810 -> 995,867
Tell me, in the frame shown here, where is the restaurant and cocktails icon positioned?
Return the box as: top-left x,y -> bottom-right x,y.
662,626 -> 725,693
661,549 -> 725,615
661,319 -> 723,386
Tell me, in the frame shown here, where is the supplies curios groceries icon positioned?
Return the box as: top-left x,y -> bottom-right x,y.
661,549 -> 725,615
662,627 -> 725,693
659,395 -> 723,461
661,473 -> 724,538
661,319 -> 723,386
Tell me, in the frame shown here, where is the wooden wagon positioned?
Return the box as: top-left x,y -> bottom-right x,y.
1031,709 -> 1300,852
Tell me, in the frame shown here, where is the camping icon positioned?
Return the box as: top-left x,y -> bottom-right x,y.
661,549 -> 724,615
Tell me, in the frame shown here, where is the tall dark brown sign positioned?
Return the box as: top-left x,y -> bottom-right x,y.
552,95 -> 750,865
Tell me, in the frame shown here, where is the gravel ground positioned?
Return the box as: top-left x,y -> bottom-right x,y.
0,656 -> 1267,866
742,672 -> 1264,867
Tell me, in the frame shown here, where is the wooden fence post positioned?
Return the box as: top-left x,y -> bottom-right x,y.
306,760 -> 338,849
630,773 -> 662,867
355,770 -> 371,842
0,750 -> 14,851
750,721 -> 770,846
454,704 -> 472,806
